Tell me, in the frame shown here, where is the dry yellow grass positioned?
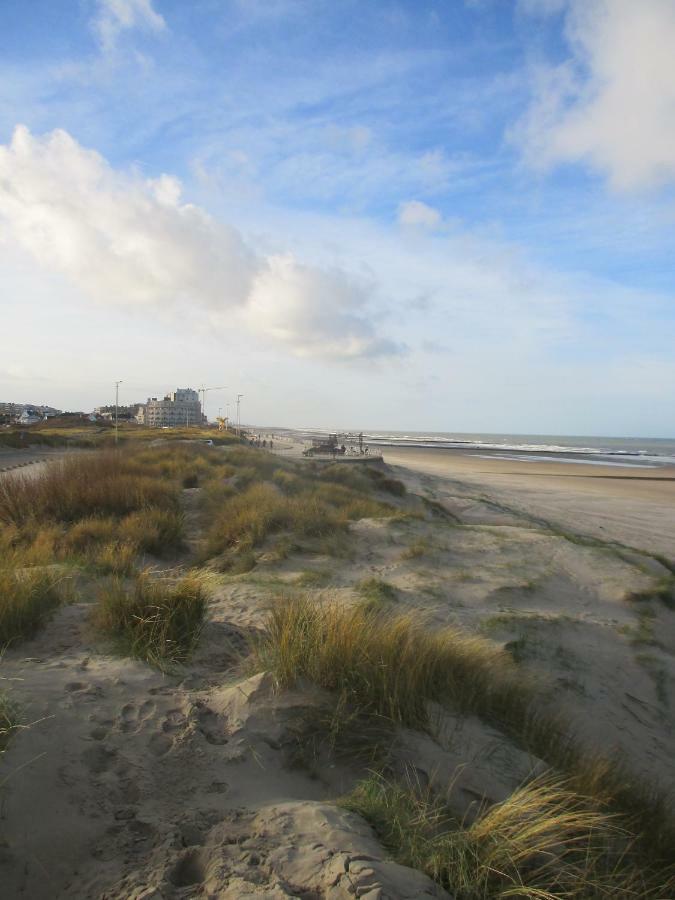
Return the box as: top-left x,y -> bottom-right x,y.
253,596 -> 675,875
0,566 -> 72,646
92,571 -> 209,666
344,772 -> 673,899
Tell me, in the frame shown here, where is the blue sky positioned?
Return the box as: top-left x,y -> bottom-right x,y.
1,0 -> 674,435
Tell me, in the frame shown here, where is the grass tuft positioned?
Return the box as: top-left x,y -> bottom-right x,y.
0,567 -> 71,646
92,571 -> 209,666
252,597 -> 675,868
0,690 -> 18,753
357,577 -> 398,611
343,772 -> 672,899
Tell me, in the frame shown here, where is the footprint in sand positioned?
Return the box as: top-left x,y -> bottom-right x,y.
162,708 -> 188,734
146,709 -> 188,757
82,743 -> 117,775
193,705 -> 229,745
118,699 -> 157,734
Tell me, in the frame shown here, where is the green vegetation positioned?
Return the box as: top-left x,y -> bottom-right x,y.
204,449 -> 394,565
295,568 -> 332,587
400,537 -> 431,559
0,690 -> 17,753
357,577 -> 398,611
0,566 -> 71,647
92,571 -> 209,666
251,596 -> 517,733
0,453 -> 176,526
627,577 -> 675,611
252,597 -> 675,872
344,773 -> 672,899
0,420 -> 240,450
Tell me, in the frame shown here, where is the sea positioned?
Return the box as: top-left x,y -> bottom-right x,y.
266,428 -> 675,469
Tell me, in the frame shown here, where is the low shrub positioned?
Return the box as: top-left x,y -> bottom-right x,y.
92,571 -> 208,665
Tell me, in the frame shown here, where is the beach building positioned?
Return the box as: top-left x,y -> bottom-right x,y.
0,402 -> 62,423
136,389 -> 204,427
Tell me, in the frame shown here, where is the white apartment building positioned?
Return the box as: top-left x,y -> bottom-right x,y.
136,389 -> 204,428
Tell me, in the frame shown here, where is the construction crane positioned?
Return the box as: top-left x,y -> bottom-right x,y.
199,385 -> 227,425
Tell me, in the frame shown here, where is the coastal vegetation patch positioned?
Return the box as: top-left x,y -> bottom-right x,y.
343,772 -> 672,899
252,596 -> 675,876
92,571 -> 209,666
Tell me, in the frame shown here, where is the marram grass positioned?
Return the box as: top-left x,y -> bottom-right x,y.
343,772 -> 674,899
252,596 -> 675,874
92,570 -> 209,666
0,566 -> 72,647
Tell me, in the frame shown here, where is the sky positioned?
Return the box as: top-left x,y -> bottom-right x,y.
1,0 -> 674,436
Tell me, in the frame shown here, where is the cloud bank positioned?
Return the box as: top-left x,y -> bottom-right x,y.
518,0 -> 675,190
0,126 -> 398,360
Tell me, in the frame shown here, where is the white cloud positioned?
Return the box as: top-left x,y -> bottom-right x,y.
398,200 -> 442,228
92,0 -> 167,51
517,0 -> 675,190
0,126 -> 397,360
247,256 -> 399,358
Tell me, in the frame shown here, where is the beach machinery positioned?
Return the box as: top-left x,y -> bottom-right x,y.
303,432 -> 369,457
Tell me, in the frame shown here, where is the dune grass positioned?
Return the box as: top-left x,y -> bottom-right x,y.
252,596 -> 675,872
92,571 -> 209,666
0,453 -> 177,527
0,566 -> 71,647
252,596 -> 524,731
0,690 -> 17,753
343,772 -> 671,899
357,577 -> 398,611
204,478 -> 392,561
400,537 -> 432,560
295,568 -> 332,587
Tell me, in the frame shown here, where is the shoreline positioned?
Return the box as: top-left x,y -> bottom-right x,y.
381,445 -> 675,562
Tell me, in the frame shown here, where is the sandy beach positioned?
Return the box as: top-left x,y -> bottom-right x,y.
382,446 -> 675,559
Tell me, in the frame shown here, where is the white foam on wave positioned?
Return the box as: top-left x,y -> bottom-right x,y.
470,454 -> 661,468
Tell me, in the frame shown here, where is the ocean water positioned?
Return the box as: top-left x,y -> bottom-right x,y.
277,428 -> 675,468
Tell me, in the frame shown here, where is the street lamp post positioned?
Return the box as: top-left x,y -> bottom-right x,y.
236,394 -> 243,435
114,380 -> 123,445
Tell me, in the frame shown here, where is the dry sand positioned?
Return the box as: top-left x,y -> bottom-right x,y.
1,446 -> 674,898
382,446 -> 675,558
